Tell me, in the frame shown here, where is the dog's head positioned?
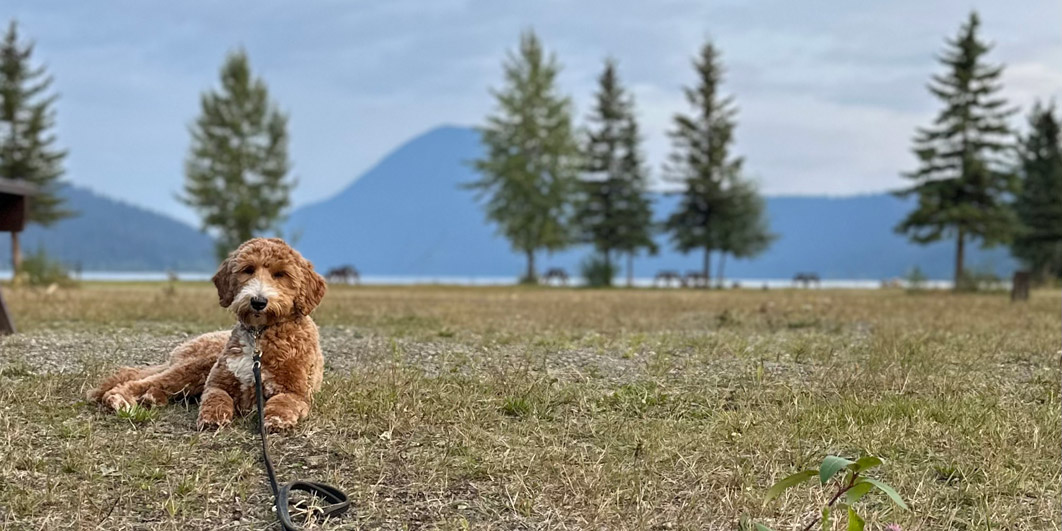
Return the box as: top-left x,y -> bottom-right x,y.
212,238 -> 326,327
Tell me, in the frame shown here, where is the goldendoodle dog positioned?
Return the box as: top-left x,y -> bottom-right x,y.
89,238 -> 327,431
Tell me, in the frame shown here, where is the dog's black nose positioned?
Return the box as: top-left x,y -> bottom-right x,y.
250,296 -> 268,312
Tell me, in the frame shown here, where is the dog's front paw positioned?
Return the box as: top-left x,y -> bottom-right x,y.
138,387 -> 168,407
197,405 -> 233,431
263,411 -> 298,432
102,389 -> 135,411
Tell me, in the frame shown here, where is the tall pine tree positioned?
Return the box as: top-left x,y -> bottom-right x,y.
181,50 -> 294,260
1013,103 -> 1062,280
469,31 -> 580,282
664,41 -> 743,283
575,59 -> 656,287
895,12 -> 1018,287
0,20 -> 70,274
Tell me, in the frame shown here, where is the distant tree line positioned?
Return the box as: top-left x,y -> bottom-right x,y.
0,21 -> 71,275
470,32 -> 774,287
1,13 -> 1060,286
896,12 -> 1062,287
472,15 -> 1062,288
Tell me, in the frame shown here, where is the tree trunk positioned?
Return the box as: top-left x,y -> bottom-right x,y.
702,248 -> 711,288
603,250 -> 612,287
626,253 -> 634,288
10,232 -> 20,278
954,228 -> 965,290
717,252 -> 727,288
525,249 -> 536,283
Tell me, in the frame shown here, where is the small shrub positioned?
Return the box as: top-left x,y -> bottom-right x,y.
905,266 -> 927,292
501,396 -> 532,418
956,267 -> 1004,292
116,404 -> 159,424
580,254 -> 616,287
758,454 -> 907,531
18,248 -> 75,287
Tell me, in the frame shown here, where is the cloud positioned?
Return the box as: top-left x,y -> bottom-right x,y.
5,0 -> 1060,225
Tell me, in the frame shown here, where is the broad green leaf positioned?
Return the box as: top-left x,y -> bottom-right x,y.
847,507 -> 865,531
754,524 -> 774,531
862,478 -> 909,510
852,456 -> 883,473
845,480 -> 875,504
821,506 -> 831,531
765,470 -> 817,502
820,456 -> 855,485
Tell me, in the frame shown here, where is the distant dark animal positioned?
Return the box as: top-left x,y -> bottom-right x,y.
684,271 -> 709,289
541,268 -> 569,286
653,270 -> 682,288
326,265 -> 360,285
792,272 -> 821,288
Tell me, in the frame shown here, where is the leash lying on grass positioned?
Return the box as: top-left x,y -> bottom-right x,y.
248,327 -> 350,531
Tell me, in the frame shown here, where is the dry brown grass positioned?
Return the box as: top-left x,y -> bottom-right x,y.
0,284 -> 1058,530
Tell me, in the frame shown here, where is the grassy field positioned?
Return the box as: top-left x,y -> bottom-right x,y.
0,283 -> 1058,530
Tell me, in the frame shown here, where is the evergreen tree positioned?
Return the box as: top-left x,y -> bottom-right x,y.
181,50 -> 294,260
469,31 -> 580,282
895,12 -> 1018,287
575,59 -> 657,287
0,20 -> 70,274
714,178 -> 774,285
664,41 -> 743,283
1013,103 -> 1062,280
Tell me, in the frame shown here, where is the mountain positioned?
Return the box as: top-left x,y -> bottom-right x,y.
0,185 -> 215,271
288,125 -> 1016,280
6,126 -> 1015,278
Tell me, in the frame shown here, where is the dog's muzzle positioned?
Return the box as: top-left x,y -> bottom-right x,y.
250,296 -> 268,312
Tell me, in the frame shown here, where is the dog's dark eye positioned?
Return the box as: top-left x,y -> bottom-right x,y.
241,266 -> 255,275
272,271 -> 287,279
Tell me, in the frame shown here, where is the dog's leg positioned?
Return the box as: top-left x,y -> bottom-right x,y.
102,356 -> 217,411
197,387 -> 236,430
97,331 -> 229,411
262,393 -> 311,431
88,364 -> 167,403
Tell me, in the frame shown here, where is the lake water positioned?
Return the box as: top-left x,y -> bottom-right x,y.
0,270 -> 957,289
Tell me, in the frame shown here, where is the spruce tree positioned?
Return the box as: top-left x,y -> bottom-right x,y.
714,178 -> 774,285
895,12 -> 1018,287
664,41 -> 742,283
0,20 -> 70,274
1013,103 -> 1062,280
575,59 -> 656,287
181,50 -> 294,260
469,31 -> 580,282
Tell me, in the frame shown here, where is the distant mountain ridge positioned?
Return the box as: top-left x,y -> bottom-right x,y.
287,125 -> 1015,280
6,125 -> 1016,278
0,184 -> 215,271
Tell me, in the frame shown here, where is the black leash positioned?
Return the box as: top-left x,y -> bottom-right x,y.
248,328 -> 350,530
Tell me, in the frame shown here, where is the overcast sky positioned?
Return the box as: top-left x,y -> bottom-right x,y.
8,0 -> 1062,225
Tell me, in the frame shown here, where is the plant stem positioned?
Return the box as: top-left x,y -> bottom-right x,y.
800,473 -> 859,531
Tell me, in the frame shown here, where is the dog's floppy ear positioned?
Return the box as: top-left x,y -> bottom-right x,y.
212,252 -> 238,308
295,259 -> 327,316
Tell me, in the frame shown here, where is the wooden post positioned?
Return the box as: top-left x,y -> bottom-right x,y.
0,178 -> 37,335
0,287 -> 13,334
1010,271 -> 1030,302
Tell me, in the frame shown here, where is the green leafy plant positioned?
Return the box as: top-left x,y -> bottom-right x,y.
17,247 -> 75,287
758,455 -> 907,531
580,254 -> 617,287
